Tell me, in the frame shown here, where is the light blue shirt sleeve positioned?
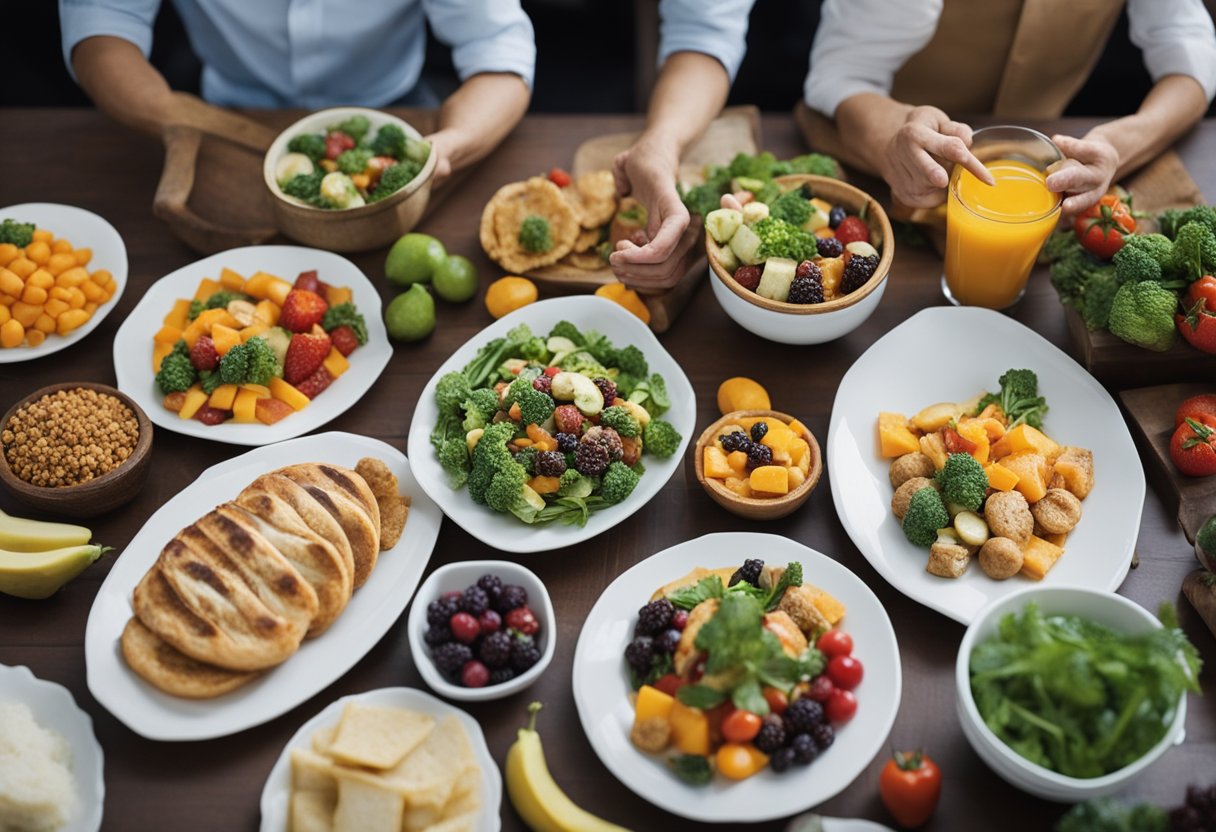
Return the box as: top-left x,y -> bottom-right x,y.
1127,0 -> 1216,102
657,0 -> 755,82
59,0 -> 161,82
424,0 -> 537,89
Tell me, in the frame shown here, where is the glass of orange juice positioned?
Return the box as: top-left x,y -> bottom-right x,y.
943,126 -> 1062,309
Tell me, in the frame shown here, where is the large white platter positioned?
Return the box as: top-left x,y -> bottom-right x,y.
827,306 -> 1145,625
259,687 -> 501,832
84,432 -> 442,741
407,296 -> 695,553
112,245 -> 391,446
0,664 -> 105,832
0,203 -> 127,363
571,532 -> 901,824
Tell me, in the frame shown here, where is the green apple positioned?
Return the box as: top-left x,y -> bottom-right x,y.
385,233 -> 446,286
432,255 -> 478,302
384,284 -> 435,341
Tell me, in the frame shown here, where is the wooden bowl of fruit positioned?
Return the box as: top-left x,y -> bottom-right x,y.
704,175 -> 894,345
693,409 -> 822,520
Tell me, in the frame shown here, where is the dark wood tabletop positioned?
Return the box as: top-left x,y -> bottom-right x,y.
1,110 -> 1213,832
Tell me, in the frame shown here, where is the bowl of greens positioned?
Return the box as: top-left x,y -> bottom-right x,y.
956,586 -> 1200,801
262,107 -> 436,252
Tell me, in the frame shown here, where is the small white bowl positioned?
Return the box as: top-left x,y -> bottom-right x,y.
956,586 -> 1188,802
710,270 -> 886,345
408,560 -> 555,702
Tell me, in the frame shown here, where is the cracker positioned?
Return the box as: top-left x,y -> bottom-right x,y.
290,789 -> 336,832
327,703 -> 434,770
332,770 -> 405,832
383,715 -> 472,810
291,748 -> 337,796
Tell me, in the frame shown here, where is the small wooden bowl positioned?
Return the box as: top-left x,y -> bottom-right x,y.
693,409 -> 822,520
0,382 -> 153,518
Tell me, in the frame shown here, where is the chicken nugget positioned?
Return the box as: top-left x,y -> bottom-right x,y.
984,490 -> 1033,545
889,452 -> 936,488
355,457 -> 399,500
978,537 -> 1024,580
1031,488 -> 1082,534
377,495 -> 409,550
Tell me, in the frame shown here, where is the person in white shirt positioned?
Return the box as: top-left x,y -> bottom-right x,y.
802,0 -> 1216,214
59,0 -> 537,184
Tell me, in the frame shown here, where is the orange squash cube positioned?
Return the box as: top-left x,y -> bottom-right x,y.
1004,424 -> 1061,462
634,685 -> 675,724
193,277 -> 221,301
669,702 -> 710,756
178,385 -> 208,420
152,341 -> 173,372
208,384 -> 239,410
878,412 -> 920,458
1002,451 -> 1048,503
528,475 -> 561,495
219,267 -> 246,292
788,466 -> 806,489
325,284 -> 353,307
749,465 -> 789,495
232,388 -> 260,423
323,347 -> 350,379
253,298 -> 280,326
266,278 -> 293,307
163,299 -> 193,330
1020,534 -> 1065,580
984,461 -> 1020,492
726,450 -> 749,476
153,324 -> 183,345
210,324 -> 241,356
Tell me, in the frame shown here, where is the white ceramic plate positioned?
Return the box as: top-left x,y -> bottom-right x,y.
112,245 -> 391,446
0,664 -> 104,831
828,306 -> 1145,625
258,687 -> 501,832
571,532 -> 901,824
83,432 -> 442,741
407,296 -> 695,553
0,203 -> 127,363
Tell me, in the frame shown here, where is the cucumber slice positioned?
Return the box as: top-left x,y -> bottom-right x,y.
756,257 -> 798,302
729,224 -> 763,265
705,208 -> 742,244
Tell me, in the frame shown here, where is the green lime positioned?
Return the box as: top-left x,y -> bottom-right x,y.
385,233 -> 446,286
384,284 -> 436,341
432,255 -> 479,303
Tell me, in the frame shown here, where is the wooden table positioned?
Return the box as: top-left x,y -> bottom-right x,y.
1,110 -> 1213,832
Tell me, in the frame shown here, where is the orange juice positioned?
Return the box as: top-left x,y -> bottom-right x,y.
944,159 -> 1060,308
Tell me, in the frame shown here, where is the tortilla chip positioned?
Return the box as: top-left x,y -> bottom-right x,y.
480,177 -> 579,273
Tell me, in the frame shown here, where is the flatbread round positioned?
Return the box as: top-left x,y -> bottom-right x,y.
480,177 -> 579,273
563,170 -> 618,229
121,617 -> 260,699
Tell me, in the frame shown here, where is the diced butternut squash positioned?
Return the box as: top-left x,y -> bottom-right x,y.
192,307 -> 234,332
1020,534 -> 1065,580
528,475 -> 561,495
193,277 -> 221,301
163,298 -> 191,330
181,318 -> 207,348
270,376 -> 310,411
253,298 -> 280,326
325,284 -> 353,307
879,412 -> 921,457
955,419 -> 990,464
219,267 -> 246,292
910,402 -> 961,433
634,685 -> 675,724
178,386 -> 208,420
210,323 -> 241,356
323,347 -> 350,378
726,450 -> 749,476
1053,447 -> 1094,500
1002,451 -> 1049,503
254,397 -> 294,425
984,461 -> 1020,492
232,388 -> 259,423
1004,424 -> 1061,462
919,432 -> 949,470
749,465 -> 789,495
703,445 -> 732,479
208,384 -> 239,410
669,701 -> 710,756
152,341 -> 173,372
240,383 -> 271,398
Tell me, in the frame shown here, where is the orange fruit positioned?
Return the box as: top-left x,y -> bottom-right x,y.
484,276 -> 538,319
716,377 -> 771,415
594,283 -> 651,324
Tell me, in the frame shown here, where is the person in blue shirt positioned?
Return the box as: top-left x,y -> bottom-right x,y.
59,0 -> 537,183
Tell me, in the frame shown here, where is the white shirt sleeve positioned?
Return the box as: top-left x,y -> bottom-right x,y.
58,0 -> 161,82
657,0 -> 756,82
424,0 -> 537,89
803,0 -> 943,118
1127,0 -> 1216,102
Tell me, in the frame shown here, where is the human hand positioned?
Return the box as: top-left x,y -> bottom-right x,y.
608,133 -> 692,291
881,106 -> 993,208
423,127 -> 468,186
1045,134 -> 1120,215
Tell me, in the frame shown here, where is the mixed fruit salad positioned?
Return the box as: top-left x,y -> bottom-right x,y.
430,320 -> 681,526
878,369 -> 1095,582
152,268 -> 368,426
625,558 -> 862,784
702,414 -> 815,499
274,114 -> 430,210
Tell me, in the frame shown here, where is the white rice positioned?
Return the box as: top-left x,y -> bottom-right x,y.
0,702 -> 76,831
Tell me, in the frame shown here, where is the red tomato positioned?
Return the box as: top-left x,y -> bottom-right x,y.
1170,415 -> 1216,476
879,750 -> 942,828
324,130 -> 356,160
835,216 -> 869,245
721,710 -> 763,743
543,366 -> 561,377
806,675 -> 835,702
548,167 -> 572,187
762,687 -> 789,715
825,688 -> 858,724
941,426 -> 977,455
827,655 -> 864,690
653,673 -> 685,697
816,630 -> 854,658
1187,275 -> 1216,310
1175,394 -> 1216,428
1177,284 -> 1216,354
1073,194 -> 1136,260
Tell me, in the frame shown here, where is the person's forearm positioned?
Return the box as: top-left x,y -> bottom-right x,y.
433,72 -> 530,173
1085,74 -> 1207,179
639,51 -> 730,156
831,92 -> 913,176
71,36 -> 175,136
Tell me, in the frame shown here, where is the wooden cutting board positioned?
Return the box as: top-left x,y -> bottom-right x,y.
526,105 -> 761,332
1119,382 -> 1216,543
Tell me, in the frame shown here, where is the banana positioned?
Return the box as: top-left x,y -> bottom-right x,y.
506,702 -> 632,832
0,544 -> 109,599
0,508 -> 93,552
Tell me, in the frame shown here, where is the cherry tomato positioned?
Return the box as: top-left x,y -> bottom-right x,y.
716,743 -> 765,781
721,710 -> 763,743
826,688 -> 858,724
816,630 -> 854,658
762,687 -> 789,715
806,675 -> 835,703
653,673 -> 685,697
879,750 -> 942,828
1176,393 -> 1216,428
548,167 -> 573,188
827,655 -> 864,690
543,366 -> 561,377
1073,194 -> 1135,260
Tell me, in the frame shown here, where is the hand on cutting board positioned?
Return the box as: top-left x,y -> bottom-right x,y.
609,132 -> 693,292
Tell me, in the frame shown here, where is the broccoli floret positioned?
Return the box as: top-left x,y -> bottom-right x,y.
369,161 -> 422,203
1168,221 -> 1216,282
1121,232 -> 1174,267
557,351 -> 608,376
287,133 -> 326,163
1079,270 -> 1122,331
461,388 -> 500,432
682,181 -> 726,219
503,379 -> 554,427
436,371 -> 473,415
1054,797 -> 1169,832
580,331 -> 619,368
518,336 -> 550,363
548,320 -> 585,345
728,151 -> 781,180
642,419 -> 682,459
485,460 -> 529,513
975,369 -> 1048,429
902,487 -> 949,547
518,215 -> 553,253
321,302 -> 368,344
334,115 -> 370,145
369,124 -> 407,158
154,341 -> 196,394
1049,244 -> 1113,308
1107,280 -> 1180,352
1162,205 -> 1216,239
1113,243 -> 1162,284
769,191 -> 813,226
558,468 -> 598,499
786,153 -> 839,177
242,336 -> 278,385
467,421 -> 519,505
600,406 -> 640,437
0,219 -> 36,247
752,217 -> 818,262
613,345 -> 648,380
217,341 -> 249,385
197,369 -> 223,395
281,171 -> 327,207
336,148 -> 373,175
438,437 -> 470,488
936,453 -> 989,512
601,461 -> 641,505
515,446 -> 539,476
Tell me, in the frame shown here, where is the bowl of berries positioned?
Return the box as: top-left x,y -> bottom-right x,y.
408,559 -> 555,702
704,175 -> 893,345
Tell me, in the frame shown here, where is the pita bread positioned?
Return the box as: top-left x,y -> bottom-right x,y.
120,617 -> 259,699
480,177 -> 579,273
563,170 -> 618,228
242,474 -> 356,583
275,464 -> 381,588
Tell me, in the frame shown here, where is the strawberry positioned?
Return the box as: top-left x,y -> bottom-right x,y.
194,405 -> 229,425
835,216 -> 869,245
324,130 -> 355,160
189,335 -> 219,372
283,332 -> 332,384
330,325 -> 360,356
279,289 -> 329,333
554,404 -> 583,435
294,270 -> 322,293
295,365 -> 335,399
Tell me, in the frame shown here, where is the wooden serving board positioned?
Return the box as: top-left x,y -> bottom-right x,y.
1119,382 -> 1216,544
526,105 -> 761,333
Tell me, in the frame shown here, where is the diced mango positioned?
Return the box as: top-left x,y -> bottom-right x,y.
253,298 -> 280,326
153,324 -> 181,345
1001,451 -> 1048,503
239,323 -> 269,342
1004,424 -> 1061,462
723,476 -> 753,498
178,385 -> 208,420
726,450 -> 749,476
323,347 -> 349,379
208,384 -> 239,410
919,431 -> 949,470
760,425 -> 798,453
254,397 -> 294,425
528,475 -> 561,495
634,685 -> 675,724
879,412 -> 921,458
152,341 -> 173,372
787,437 -> 810,465
984,461 -> 1020,492
219,267 -> 246,292
240,383 -> 271,398
788,466 -> 806,489
1053,447 -> 1094,500
232,388 -> 259,423
266,279 -> 293,307
269,376 -> 310,411
669,701 -> 710,756
181,319 -> 206,348
703,445 -> 732,479
163,298 -> 191,330
193,277 -> 221,302
242,271 -> 280,300
1020,534 -> 1065,580
716,743 -> 769,781
749,465 -> 789,495
325,284 -> 352,307
211,323 -> 241,356
788,418 -> 810,437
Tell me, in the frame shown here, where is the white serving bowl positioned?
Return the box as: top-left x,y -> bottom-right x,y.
956,586 -> 1188,802
709,269 -> 886,345
408,560 -> 555,702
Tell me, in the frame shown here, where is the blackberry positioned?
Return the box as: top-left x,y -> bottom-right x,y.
424,625 -> 452,647
592,377 -> 618,406
841,254 -> 879,294
534,450 -> 567,477
719,431 -> 749,453
624,636 -> 655,673
476,573 -> 503,601
532,375 -> 552,395
478,630 -> 513,669
750,422 -> 768,442
511,633 -> 542,672
489,666 -> 516,685
583,426 -> 623,461
783,697 -> 824,735
746,442 -> 773,469
574,441 -> 610,476
426,596 -> 460,628
635,598 -> 675,635
555,432 -> 579,453
754,715 -> 786,754
432,642 -> 472,678
816,236 -> 844,258
770,746 -> 797,773
736,558 -> 765,586
788,261 -> 824,305
495,584 -> 528,613
811,722 -> 835,750
460,585 -> 489,617
791,733 -> 818,765
654,628 -> 681,654
828,206 -> 846,229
